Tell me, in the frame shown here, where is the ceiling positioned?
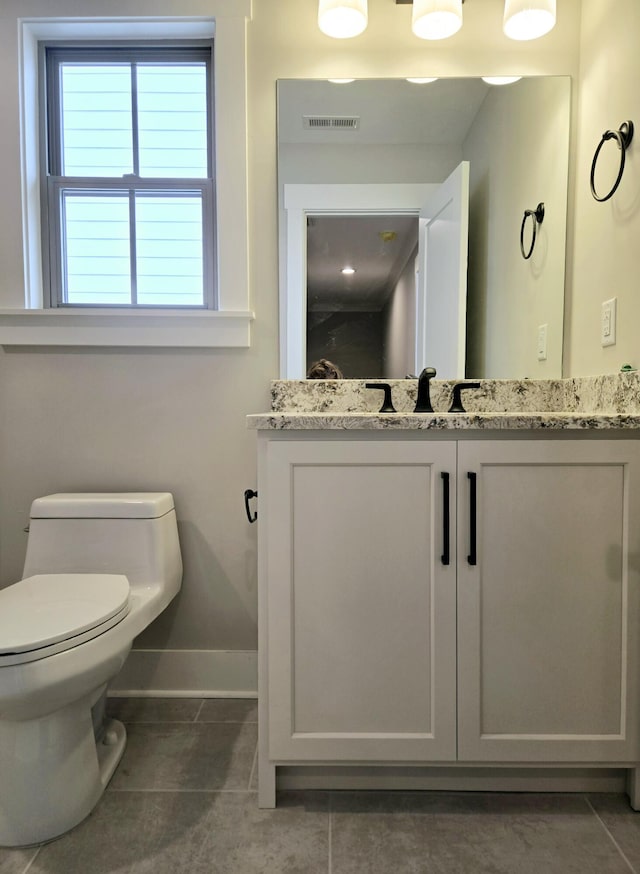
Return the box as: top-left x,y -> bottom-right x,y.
278,77 -> 489,146
306,214 -> 418,311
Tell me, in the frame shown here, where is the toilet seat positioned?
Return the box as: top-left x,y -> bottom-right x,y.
0,574 -> 130,667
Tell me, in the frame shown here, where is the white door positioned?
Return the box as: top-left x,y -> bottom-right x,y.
415,162 -> 470,379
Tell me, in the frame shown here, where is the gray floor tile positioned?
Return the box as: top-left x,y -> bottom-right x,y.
106,697 -> 202,723
0,846 -> 39,874
29,791 -> 329,874
197,698 -> 258,723
589,793 -> 640,871
330,791 -> 633,874
109,722 -> 258,791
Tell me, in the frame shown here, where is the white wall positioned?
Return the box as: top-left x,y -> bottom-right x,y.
0,0 -> 582,692
464,77 -> 570,377
568,0 -> 640,375
383,249 -> 418,379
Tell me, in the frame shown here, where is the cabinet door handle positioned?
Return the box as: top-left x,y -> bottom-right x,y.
441,471 -> 450,566
467,472 -> 477,566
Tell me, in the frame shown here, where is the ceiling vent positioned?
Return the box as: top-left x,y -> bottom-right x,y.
303,115 -> 360,130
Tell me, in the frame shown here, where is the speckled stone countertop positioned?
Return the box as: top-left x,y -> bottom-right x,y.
247,372 -> 640,430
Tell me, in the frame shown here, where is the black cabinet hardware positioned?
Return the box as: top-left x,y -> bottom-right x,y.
441,472 -> 450,566
467,472 -> 477,566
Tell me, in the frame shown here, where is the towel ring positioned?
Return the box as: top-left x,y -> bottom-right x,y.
520,202 -> 545,260
590,121 -> 634,202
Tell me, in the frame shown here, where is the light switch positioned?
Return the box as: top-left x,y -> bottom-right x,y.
601,298 -> 617,347
537,324 -> 548,361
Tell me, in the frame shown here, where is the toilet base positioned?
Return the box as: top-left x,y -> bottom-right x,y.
0,695 -> 127,847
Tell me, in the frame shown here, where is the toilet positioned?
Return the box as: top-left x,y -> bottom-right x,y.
0,492 -> 183,848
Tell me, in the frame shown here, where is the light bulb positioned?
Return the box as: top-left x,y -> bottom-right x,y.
318,0 -> 368,39
412,0 -> 463,41
503,0 -> 556,41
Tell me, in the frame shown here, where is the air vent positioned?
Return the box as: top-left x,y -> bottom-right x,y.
303,115 -> 360,130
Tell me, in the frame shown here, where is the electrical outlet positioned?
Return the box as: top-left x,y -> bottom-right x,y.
537,324 -> 548,361
601,298 -> 617,347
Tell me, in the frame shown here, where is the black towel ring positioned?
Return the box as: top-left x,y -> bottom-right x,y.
520,202 -> 545,260
590,120 -> 634,202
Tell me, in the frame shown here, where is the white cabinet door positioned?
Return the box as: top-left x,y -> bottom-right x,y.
266,439 -> 457,762
457,440 -> 640,763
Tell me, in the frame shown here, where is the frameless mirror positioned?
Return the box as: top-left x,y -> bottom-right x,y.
277,76 -> 571,379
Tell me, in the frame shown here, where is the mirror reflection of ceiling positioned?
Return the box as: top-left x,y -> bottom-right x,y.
278,78 -> 491,146
307,214 -> 418,312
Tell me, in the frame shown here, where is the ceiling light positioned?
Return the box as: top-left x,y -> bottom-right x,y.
406,78 -> 439,84
482,76 -> 523,85
318,0 -> 368,39
412,0 -> 463,40
503,0 -> 556,41
341,266 -> 356,275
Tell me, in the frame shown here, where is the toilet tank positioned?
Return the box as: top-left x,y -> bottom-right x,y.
23,493 -> 182,595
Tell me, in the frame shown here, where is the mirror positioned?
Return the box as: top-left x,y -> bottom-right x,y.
277,76 -> 571,379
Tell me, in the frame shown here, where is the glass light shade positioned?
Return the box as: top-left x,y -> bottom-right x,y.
412,0 -> 463,40
482,76 -> 523,85
318,0 -> 368,38
503,0 -> 556,40
406,77 -> 439,84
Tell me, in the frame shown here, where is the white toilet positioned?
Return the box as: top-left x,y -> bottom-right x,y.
0,492 -> 183,848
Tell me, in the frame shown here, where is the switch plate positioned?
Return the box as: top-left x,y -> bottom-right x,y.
537,324 -> 548,361
601,298 -> 617,347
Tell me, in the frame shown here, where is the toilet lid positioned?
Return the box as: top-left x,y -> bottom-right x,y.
0,574 -> 130,656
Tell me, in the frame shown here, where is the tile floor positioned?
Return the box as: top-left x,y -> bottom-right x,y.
2,698 -> 640,873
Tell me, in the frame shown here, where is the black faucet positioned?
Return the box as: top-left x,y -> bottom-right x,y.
448,382 -> 481,413
414,367 -> 436,413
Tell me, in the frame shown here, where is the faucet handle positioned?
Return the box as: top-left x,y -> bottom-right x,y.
448,382 -> 481,413
365,382 -> 396,413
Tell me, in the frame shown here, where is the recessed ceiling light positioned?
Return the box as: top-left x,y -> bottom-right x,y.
341,266 -> 356,275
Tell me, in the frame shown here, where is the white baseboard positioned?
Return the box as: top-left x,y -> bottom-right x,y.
108,648 -> 257,698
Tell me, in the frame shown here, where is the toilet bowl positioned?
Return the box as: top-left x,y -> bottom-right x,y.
0,493 -> 182,848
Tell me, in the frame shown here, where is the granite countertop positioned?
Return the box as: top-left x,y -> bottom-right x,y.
248,372 -> 640,431
247,411 -> 640,430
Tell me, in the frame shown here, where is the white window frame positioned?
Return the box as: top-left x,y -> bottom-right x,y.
1,12 -> 253,347
43,42 -> 216,311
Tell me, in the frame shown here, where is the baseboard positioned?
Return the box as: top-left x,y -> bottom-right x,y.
108,648 -> 258,698
277,765 -> 627,794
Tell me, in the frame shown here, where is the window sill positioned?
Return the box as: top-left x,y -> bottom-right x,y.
0,308 -> 254,347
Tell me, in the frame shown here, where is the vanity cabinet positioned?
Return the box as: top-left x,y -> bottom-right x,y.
258,434 -> 640,805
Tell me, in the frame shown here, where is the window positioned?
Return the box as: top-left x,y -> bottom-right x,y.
42,44 -> 215,309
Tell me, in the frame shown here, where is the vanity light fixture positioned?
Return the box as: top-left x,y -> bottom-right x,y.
412,0 -> 463,40
406,77 -> 438,84
390,0 -> 553,42
503,0 -> 556,41
318,0 -> 368,38
482,76 -> 523,85
328,78 -> 356,84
